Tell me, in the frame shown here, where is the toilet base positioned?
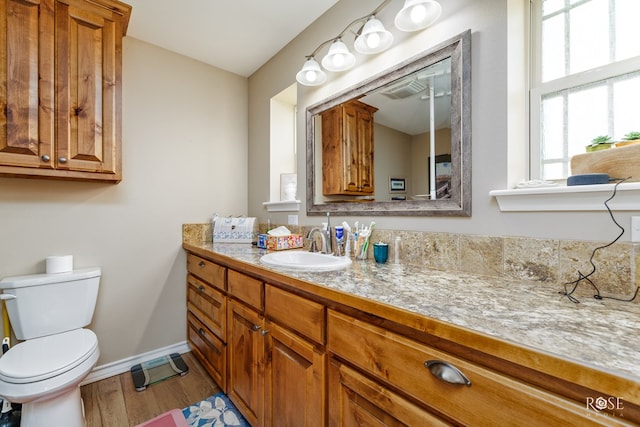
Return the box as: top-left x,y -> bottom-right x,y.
20,386 -> 85,427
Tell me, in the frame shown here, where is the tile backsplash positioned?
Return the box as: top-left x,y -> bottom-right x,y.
183,223 -> 638,302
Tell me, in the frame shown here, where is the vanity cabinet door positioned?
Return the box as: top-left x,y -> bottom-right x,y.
263,321 -> 325,427
328,358 -> 453,427
321,100 -> 377,196
227,299 -> 264,427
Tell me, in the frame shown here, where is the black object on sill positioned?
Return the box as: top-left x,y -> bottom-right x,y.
566,173 -> 610,186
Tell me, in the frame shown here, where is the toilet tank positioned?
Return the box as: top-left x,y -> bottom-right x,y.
0,268 -> 100,340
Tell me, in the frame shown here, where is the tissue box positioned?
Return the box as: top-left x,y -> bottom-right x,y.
257,234 -> 303,250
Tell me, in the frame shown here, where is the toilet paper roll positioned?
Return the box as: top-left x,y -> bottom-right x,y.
46,255 -> 73,274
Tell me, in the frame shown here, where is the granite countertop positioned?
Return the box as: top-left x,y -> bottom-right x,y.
185,241 -> 640,382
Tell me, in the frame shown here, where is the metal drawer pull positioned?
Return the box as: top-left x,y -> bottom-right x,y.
41,155 -> 50,162
424,360 -> 471,386
198,261 -> 205,268
251,324 -> 261,331
260,329 -> 269,336
59,156 -> 67,163
198,328 -> 205,336
198,285 -> 205,293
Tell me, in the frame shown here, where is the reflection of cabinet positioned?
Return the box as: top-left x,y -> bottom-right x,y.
0,0 -> 131,182
321,100 -> 378,195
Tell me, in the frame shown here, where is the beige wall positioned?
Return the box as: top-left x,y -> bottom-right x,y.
0,37 -> 248,366
248,0 -> 639,242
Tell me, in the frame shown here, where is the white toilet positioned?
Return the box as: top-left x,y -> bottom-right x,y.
0,268 -> 101,427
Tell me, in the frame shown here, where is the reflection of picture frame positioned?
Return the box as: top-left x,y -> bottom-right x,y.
389,177 -> 406,192
280,173 -> 297,201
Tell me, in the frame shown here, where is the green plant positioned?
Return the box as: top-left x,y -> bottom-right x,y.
622,131 -> 640,141
588,135 -> 613,147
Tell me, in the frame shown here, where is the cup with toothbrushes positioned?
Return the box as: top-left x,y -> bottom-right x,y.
355,222 -> 375,260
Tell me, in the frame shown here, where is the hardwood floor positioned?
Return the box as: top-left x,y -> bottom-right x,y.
81,352 -> 221,427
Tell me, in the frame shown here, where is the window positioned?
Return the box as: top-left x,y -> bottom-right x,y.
530,0 -> 640,181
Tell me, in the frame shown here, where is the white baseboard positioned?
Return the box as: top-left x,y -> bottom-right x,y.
82,341 -> 191,385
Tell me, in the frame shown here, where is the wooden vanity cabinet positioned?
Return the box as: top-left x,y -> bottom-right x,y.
328,358 -> 453,427
327,310 -> 628,427
0,0 -> 131,182
227,270 -> 265,427
184,246 -> 639,426
321,100 -> 378,196
263,285 -> 326,427
186,254 -> 227,391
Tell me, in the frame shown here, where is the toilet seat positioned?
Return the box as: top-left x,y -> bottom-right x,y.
0,329 -> 97,384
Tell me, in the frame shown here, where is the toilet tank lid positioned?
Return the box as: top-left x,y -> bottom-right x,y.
0,267 -> 101,289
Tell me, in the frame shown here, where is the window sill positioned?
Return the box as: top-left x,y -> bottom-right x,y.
489,182 -> 640,212
262,200 -> 301,212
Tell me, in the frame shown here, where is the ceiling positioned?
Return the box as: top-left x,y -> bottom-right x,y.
124,0 -> 339,77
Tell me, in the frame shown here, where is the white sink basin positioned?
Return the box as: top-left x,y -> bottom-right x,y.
260,251 -> 351,272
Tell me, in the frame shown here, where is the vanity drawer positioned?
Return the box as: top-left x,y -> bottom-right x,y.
265,284 -> 325,344
228,269 -> 263,311
327,310 -> 614,427
187,274 -> 226,340
188,311 -> 226,392
187,254 -> 226,291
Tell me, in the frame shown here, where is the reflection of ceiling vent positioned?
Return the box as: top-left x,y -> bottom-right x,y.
381,79 -> 427,99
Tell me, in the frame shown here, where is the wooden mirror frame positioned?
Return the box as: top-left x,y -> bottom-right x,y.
306,30 -> 471,216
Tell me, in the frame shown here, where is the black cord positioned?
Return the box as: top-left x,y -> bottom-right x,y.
560,177 -> 639,303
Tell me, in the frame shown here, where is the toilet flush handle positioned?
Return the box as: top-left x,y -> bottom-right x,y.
0,294 -> 16,300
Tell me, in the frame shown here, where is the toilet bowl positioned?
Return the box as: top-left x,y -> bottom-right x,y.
0,268 -> 101,427
0,329 -> 99,427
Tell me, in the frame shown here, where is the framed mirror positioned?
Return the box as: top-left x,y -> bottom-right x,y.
306,30 -> 471,216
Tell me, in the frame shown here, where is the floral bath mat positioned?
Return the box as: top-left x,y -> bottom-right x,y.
182,392 -> 249,427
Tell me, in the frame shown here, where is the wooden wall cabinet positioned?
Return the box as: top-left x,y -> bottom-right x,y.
321,100 -> 378,196
0,0 -> 131,182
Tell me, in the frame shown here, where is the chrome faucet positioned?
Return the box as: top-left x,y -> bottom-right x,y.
308,227 -> 331,254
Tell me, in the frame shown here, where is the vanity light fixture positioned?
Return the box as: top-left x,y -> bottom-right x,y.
321,39 -> 356,72
354,17 -> 394,54
295,0 -> 442,86
395,0 -> 442,32
296,57 -> 327,86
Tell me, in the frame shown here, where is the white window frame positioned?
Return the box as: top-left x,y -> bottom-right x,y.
529,0 -> 640,181
491,0 -> 640,212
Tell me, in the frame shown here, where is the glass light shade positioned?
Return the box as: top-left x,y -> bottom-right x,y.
395,0 -> 442,32
296,58 -> 327,86
354,18 -> 394,54
321,40 -> 356,72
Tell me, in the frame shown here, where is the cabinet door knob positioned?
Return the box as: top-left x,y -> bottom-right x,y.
424,360 -> 471,386
251,324 -> 261,331
198,261 -> 205,268
260,329 -> 269,336
41,155 -> 50,162
198,328 -> 205,336
58,157 -> 67,163
198,285 -> 205,293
